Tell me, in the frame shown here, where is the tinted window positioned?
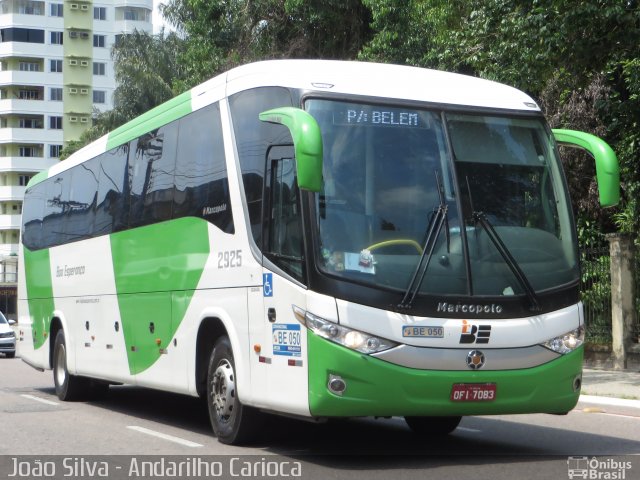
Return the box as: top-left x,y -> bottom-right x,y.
0,28 -> 44,43
65,158 -> 100,241
173,103 -> 233,233
94,146 -> 129,236
229,87 -> 293,246
22,183 -> 46,250
129,122 -> 178,228
42,172 -> 71,247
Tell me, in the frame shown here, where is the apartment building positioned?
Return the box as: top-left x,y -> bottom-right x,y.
0,0 -> 152,317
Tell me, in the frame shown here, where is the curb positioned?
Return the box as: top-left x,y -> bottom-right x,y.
578,394 -> 640,410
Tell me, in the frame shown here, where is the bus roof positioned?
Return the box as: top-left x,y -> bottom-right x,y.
32,60 -> 540,186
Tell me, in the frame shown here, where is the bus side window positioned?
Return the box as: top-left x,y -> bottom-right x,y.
65,156 -> 100,242
173,102 -> 234,233
94,146 -> 128,235
229,87 -> 293,248
129,122 -> 178,229
22,183 -> 45,250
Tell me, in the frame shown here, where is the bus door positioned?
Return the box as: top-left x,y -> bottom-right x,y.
251,146 -> 309,414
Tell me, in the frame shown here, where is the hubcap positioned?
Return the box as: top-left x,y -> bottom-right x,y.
211,359 -> 235,422
55,343 -> 67,387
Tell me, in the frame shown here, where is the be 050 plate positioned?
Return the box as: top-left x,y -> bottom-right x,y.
450,383 -> 497,402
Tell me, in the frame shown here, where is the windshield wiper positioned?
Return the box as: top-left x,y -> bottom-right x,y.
471,211 -> 541,313
398,171 -> 449,310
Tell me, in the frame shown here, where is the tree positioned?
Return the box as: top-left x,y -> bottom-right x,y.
160,0 -> 372,90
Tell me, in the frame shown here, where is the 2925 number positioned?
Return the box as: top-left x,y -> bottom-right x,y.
218,250 -> 242,268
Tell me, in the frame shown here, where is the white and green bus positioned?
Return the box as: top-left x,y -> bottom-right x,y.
18,60 -> 619,444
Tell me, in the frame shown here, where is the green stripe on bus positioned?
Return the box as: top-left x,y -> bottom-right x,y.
26,170 -> 49,188
23,247 -> 55,350
308,332 -> 582,416
106,90 -> 193,151
110,217 -> 210,375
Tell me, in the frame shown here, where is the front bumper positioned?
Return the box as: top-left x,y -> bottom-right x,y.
308,331 -> 582,417
0,336 -> 16,353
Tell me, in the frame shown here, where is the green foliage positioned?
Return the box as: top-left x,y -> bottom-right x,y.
161,0 -> 372,89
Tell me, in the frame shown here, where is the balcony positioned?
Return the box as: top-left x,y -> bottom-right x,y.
0,98 -> 51,115
0,156 -> 57,172
0,127 -> 62,143
0,185 -> 26,201
0,244 -> 18,257
0,43 -> 51,58
0,215 -> 21,230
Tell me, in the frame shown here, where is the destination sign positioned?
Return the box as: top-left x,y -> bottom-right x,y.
334,108 -> 427,128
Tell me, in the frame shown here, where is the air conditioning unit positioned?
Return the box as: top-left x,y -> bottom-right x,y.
80,60 -> 88,67
69,31 -> 78,39
80,117 -> 88,123
80,4 -> 88,10
69,88 -> 78,94
80,88 -> 88,94
70,4 -> 78,9
69,59 -> 78,66
80,32 -> 89,39
69,116 -> 78,123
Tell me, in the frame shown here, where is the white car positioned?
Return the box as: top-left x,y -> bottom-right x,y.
0,312 -> 16,358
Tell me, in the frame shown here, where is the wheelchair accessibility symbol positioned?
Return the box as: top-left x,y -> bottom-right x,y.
263,273 -> 273,297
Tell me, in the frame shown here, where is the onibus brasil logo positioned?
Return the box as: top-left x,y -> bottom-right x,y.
567,457 -> 632,479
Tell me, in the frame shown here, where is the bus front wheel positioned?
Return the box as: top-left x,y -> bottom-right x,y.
404,416 -> 462,435
207,336 -> 260,445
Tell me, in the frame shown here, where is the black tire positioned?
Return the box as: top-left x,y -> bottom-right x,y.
404,416 -> 462,435
53,330 -> 89,401
206,336 -> 261,445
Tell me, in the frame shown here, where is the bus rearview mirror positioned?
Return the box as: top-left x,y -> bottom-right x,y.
259,107 -> 323,192
552,129 -> 620,207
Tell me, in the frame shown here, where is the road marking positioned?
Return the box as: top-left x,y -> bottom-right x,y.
457,427 -> 481,433
579,394 -> 640,410
20,394 -> 59,406
127,426 -> 203,448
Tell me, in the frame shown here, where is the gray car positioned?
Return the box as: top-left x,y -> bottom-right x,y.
0,312 -> 16,358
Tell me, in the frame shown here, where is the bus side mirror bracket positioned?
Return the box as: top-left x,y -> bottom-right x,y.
259,107 -> 323,192
552,129 -> 620,207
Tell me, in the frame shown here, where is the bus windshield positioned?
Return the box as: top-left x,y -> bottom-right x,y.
306,99 -> 578,299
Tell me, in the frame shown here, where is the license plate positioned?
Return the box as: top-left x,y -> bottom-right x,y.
450,383 -> 497,402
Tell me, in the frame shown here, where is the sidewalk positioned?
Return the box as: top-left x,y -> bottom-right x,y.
581,368 -> 640,401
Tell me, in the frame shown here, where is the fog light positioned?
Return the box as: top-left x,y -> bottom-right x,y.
328,374 -> 347,396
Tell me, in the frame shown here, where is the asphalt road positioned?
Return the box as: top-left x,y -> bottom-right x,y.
1,355 -> 639,480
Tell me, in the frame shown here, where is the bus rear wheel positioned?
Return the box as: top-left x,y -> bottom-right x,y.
207,336 -> 261,445
404,416 -> 462,435
53,330 -> 89,401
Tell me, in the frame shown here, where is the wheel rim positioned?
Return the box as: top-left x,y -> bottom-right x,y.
210,359 -> 235,423
55,343 -> 67,387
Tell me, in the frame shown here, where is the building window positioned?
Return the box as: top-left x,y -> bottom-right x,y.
93,90 -> 105,104
19,175 -> 33,186
49,145 -> 62,158
49,116 -> 62,129
93,6 -> 106,20
93,62 -> 106,76
93,34 -> 105,48
50,59 -> 62,73
19,118 -> 41,129
50,31 -> 63,45
19,62 -> 40,72
0,28 -> 45,43
18,89 -> 40,100
50,87 -> 62,101
18,1 -> 43,15
19,147 -> 36,157
50,3 -> 63,17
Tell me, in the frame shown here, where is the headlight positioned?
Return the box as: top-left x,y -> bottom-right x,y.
540,325 -> 585,354
292,306 -> 397,354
